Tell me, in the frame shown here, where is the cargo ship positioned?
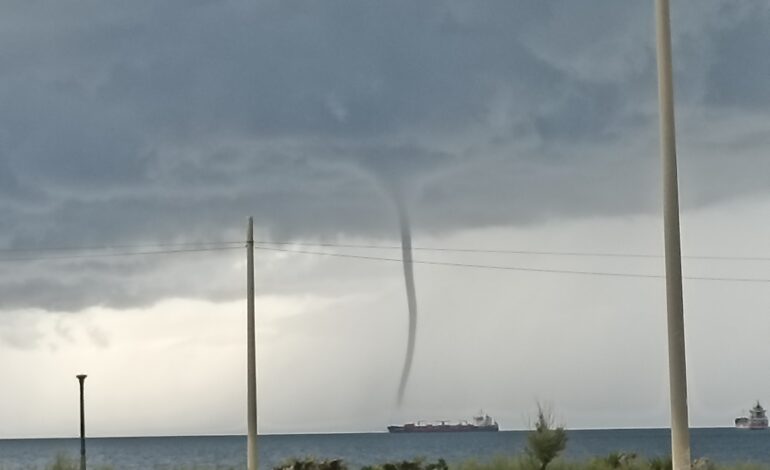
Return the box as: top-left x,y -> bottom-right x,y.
735,402 -> 768,429
388,412 -> 499,433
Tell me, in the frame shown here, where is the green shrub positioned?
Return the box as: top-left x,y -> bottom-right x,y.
606,453 -> 624,469
362,458 -> 448,470
274,458 -> 347,470
526,405 -> 568,470
647,456 -> 671,470
455,456 -> 542,470
595,452 -> 639,469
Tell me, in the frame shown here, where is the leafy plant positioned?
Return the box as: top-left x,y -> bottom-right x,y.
274,458 -> 348,470
526,404 -> 568,470
362,458 -> 448,470
599,452 -> 638,469
647,456 -> 672,470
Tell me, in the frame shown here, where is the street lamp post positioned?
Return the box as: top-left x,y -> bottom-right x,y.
654,1 -> 692,469
246,217 -> 258,470
76,374 -> 87,469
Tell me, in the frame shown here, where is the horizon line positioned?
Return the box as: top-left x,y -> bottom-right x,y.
0,425 -> 736,441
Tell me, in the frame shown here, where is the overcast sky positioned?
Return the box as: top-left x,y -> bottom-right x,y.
1,0 -> 770,438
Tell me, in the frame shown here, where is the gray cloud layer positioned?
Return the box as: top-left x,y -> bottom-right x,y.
1,0 -> 769,312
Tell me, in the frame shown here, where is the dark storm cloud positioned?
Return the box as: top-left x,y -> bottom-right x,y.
1,0 -> 769,312
703,4 -> 770,108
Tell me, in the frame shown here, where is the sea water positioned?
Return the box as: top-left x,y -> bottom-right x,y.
1,428 -> 769,469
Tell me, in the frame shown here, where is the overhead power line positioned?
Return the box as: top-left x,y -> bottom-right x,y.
0,241 -> 766,283
0,246 -> 241,263
253,241 -> 770,262
251,245 -> 770,284
0,241 -> 243,254
1,239 -> 769,262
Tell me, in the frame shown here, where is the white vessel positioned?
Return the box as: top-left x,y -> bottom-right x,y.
735,402 -> 768,429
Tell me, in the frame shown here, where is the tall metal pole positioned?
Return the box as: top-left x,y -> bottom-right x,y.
654,1 -> 691,469
246,217 -> 258,470
76,374 -> 87,469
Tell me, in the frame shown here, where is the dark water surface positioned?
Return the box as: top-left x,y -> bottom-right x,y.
1,428 -> 769,469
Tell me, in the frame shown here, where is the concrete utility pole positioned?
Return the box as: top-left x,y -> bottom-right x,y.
654,1 -> 691,469
246,217 -> 258,470
76,374 -> 87,469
